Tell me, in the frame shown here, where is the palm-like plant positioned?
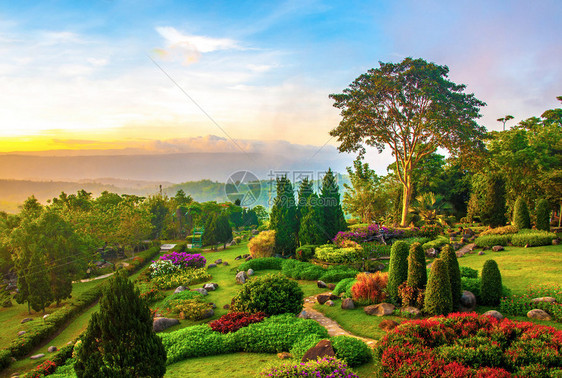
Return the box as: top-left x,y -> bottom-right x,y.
409,192 -> 453,226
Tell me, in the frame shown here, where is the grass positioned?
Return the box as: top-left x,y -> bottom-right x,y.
164,352 -> 279,377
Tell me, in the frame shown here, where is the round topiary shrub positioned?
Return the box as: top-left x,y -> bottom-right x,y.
440,244 -> 461,310
423,258 -> 452,316
480,259 -> 502,306
513,197 -> 531,230
331,336 -> 372,367
387,240 -> 409,303
407,242 -> 427,291
230,273 -> 304,316
535,198 -> 550,231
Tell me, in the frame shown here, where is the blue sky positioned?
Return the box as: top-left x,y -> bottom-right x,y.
0,0 -> 560,171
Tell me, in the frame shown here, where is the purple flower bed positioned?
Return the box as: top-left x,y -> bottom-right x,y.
159,251 -> 206,269
333,224 -> 404,245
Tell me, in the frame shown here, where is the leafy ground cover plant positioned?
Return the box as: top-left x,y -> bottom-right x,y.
151,268 -> 211,290
259,356 -> 359,378
209,312 -> 266,334
376,312 -> 562,377
159,251 -> 206,269
500,284 -> 562,322
333,277 -> 356,297
479,225 -> 518,236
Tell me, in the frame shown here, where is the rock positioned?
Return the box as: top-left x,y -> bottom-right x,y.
327,283 -> 336,290
30,354 -> 45,360
459,291 -> 477,312
153,317 -> 180,332
201,308 -> 214,319
207,263 -> 217,268
214,259 -> 222,264
325,300 -> 335,307
401,306 -> 421,318
193,288 -> 208,296
243,254 -> 250,258
553,238 -> 560,245
364,303 -> 395,316
235,255 -> 242,260
222,261 -> 230,266
298,310 -> 308,319
223,304 -> 230,310
341,298 -> 355,310
464,228 -> 475,237
316,294 -> 332,305
483,310 -> 504,320
277,352 -> 292,359
236,271 -> 247,284
42,314 -> 50,320
452,243 -> 462,250
209,302 -> 217,309
245,256 -> 253,261
174,286 -> 189,294
203,283 -> 216,291
478,251 -> 485,255
379,319 -> 400,331
530,297 -> 557,304
317,280 -> 327,288
426,248 -> 438,258
247,269 -> 254,276
302,340 -> 335,362
47,346 -> 57,353
527,309 -> 552,321
17,331 -> 26,336
492,245 -> 504,252
21,318 -> 32,324
460,237 -> 469,244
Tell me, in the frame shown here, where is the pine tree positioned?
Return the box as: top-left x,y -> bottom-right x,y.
407,242 -> 427,291
424,258 -> 453,316
441,244 -> 461,310
480,259 -> 502,306
297,177 -> 314,222
217,214 -> 233,249
320,169 -> 347,242
387,240 -> 409,303
535,198 -> 550,231
480,174 -> 507,228
202,214 -> 218,250
513,197 -> 531,229
298,195 -> 325,246
269,177 -> 298,255
74,272 -> 166,377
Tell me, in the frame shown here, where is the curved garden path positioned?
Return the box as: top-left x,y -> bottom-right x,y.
302,293 -> 378,348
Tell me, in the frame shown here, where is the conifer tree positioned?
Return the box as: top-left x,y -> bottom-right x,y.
481,174 -> 507,227
513,197 -> 531,229
480,259 -> 502,306
407,242 -> 427,291
535,198 -> 550,231
74,272 -> 166,377
269,177 -> 298,255
202,213 -> 218,250
298,194 -> 325,246
424,258 -> 453,315
387,240 -> 409,303
320,169 -> 347,242
441,244 -> 461,310
217,214 -> 233,249
297,177 -> 314,222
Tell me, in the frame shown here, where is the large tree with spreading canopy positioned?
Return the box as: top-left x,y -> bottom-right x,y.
329,57 -> 486,226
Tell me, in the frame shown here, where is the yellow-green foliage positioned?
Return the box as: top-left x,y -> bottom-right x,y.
511,230 -> 557,247
479,225 -> 518,236
151,268 -> 211,290
314,244 -> 362,264
248,230 -> 276,258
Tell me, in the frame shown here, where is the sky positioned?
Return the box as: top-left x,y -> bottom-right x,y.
0,0 -> 560,173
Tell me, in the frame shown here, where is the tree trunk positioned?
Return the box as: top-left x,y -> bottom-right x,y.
400,174 -> 413,227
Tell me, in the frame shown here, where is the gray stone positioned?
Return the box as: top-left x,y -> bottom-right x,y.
325,300 -> 335,307
341,298 -> 355,310
222,261 -> 230,266
223,304 -> 230,310
153,317 -> 180,332
21,318 -> 32,324
478,251 -> 485,255
530,297 -> 557,304
298,310 -> 308,319
236,271 -> 247,284
379,319 -> 400,331
209,302 -> 217,309
327,283 -> 336,290
483,310 -> 504,320
234,255 -> 242,260
317,280 -> 327,288
316,294 -> 332,305
245,256 -> 253,261
207,263 -> 217,268
459,290 -> 477,312
47,346 -> 57,353
193,288 -> 208,296
364,303 -> 395,316
17,331 -> 26,336
527,309 -> 552,321
201,308 -> 214,319
214,259 -> 222,264
492,245 -> 504,252
203,283 -> 216,291
174,286 -> 189,294
302,340 -> 335,362
401,306 -> 421,318
247,268 -> 254,276
30,354 -> 45,360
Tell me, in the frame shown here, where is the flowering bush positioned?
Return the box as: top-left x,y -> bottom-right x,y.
29,360 -> 57,377
151,268 -> 211,290
209,312 -> 266,334
160,251 -> 206,269
376,312 -> 562,377
351,272 -> 388,305
259,356 -> 359,377
149,260 -> 179,278
333,224 -> 403,246
138,284 -> 165,304
500,284 -> 562,322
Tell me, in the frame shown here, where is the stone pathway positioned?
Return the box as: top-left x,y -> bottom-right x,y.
302,293 -> 378,348
75,272 -> 115,283
456,243 -> 476,258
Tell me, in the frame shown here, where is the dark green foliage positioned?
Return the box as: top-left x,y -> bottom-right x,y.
74,272 -> 166,378
535,199 -> 551,231
280,259 -> 357,282
332,277 -> 356,297
406,242 -> 427,290
424,258 -> 453,316
480,260 -> 502,306
387,240 -> 409,303
441,245 -> 461,310
27,249 -> 53,313
513,197 -> 531,229
202,213 -> 218,249
237,257 -> 284,271
295,245 -> 316,262
480,174 -> 507,228
51,343 -> 75,367
320,169 -> 347,242
331,336 -> 372,367
462,277 -> 511,304
269,177 -> 298,256
230,273 -> 304,316
216,214 -> 233,248
298,196 -> 325,246
0,349 -> 11,371
459,266 -> 478,279
296,177 -> 315,222
289,334 -> 324,359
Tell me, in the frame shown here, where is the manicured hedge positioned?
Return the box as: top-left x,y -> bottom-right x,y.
331,336 -> 372,367
0,349 -> 11,370
238,257 -> 284,271
511,230 -> 557,247
474,234 -> 513,248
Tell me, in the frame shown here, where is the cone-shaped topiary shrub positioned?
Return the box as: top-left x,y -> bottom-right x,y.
407,242 -> 427,291
387,240 -> 409,304
535,198 -> 550,231
480,259 -> 502,306
423,258 -> 452,316
441,244 -> 461,310
513,197 -> 531,230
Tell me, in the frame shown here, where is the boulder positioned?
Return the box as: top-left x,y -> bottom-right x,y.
21,318 -> 32,324
553,238 -> 560,245
478,251 -> 485,255
153,317 -> 180,332
316,294 -> 332,305
203,283 -> 216,291
277,352 -> 292,359
325,300 -> 335,307
317,280 -> 327,289
483,310 -> 504,320
236,271 -> 247,284
207,263 -> 217,268
302,340 -> 335,362
223,304 -> 230,310
459,291 -> 477,312
245,256 -> 253,262
364,303 -> 395,316
174,286 -> 189,294
401,306 -> 421,318
379,319 -> 400,331
327,283 -> 336,290
222,261 -> 230,266
193,288 -> 208,296
214,259 -> 222,264
298,310 -> 309,319
527,309 -> 552,321
234,255 -> 242,260
30,354 -> 45,360
17,331 -> 26,336
341,298 -> 355,310
247,269 -> 254,276
47,346 -> 57,353
492,245 -> 504,252
530,297 -> 557,304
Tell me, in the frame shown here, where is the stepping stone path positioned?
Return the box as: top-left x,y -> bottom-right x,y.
456,243 -> 476,258
302,293 -> 377,348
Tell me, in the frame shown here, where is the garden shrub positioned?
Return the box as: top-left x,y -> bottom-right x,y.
407,242 -> 427,291
459,266 -> 478,279
281,259 -> 325,281
331,336 -> 372,367
397,282 -> 424,309
375,313 -> 562,376
295,245 -> 316,262
480,260 -> 502,306
137,283 -> 165,304
170,298 -> 214,320
441,245 -> 461,310
351,272 -> 388,305
513,197 -> 531,230
314,244 -> 362,264
360,243 -> 392,259
29,360 -> 57,377
318,266 -> 358,283
500,285 -> 562,322
161,290 -> 202,310
423,259 -> 452,316
159,251 -> 206,269
209,312 -> 266,334
288,334 -> 323,359
387,240 -> 409,303
511,229 -> 557,247
51,343 -> 74,368
399,237 -> 431,246
151,268 -> 211,290
479,225 -> 518,236
462,277 -> 511,304
535,198 -> 551,231
474,234 -> 513,248
332,277 -> 356,298
422,236 -> 449,251
259,356 -> 358,378
231,273 -> 303,316
0,349 -> 11,371
248,230 -> 276,258
237,257 -> 284,271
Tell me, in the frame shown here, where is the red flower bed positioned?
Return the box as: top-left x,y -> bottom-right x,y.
29,360 -> 57,377
209,312 -> 266,334
376,312 -> 562,377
